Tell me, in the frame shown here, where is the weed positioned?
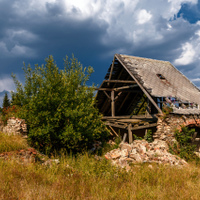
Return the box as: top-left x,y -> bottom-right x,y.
169,126 -> 198,161
144,129 -> 154,143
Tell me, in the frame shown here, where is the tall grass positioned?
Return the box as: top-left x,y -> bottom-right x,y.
0,132 -> 28,153
0,154 -> 200,199
0,132 -> 200,199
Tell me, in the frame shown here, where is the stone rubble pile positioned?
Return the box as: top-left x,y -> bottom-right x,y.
105,139 -> 187,169
0,148 -> 39,163
0,148 -> 59,166
2,117 -> 27,136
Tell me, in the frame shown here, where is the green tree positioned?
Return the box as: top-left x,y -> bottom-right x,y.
2,92 -> 10,109
12,55 -> 109,154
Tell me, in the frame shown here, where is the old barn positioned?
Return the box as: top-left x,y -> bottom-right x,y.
96,54 -> 200,143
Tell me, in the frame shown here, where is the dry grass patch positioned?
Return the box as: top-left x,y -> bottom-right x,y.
0,154 -> 199,199
0,132 -> 28,153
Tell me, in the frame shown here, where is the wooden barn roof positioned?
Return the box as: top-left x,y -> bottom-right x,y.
116,54 -> 200,105
96,54 -> 200,116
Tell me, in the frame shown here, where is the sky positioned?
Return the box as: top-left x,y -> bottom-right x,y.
0,0 -> 200,97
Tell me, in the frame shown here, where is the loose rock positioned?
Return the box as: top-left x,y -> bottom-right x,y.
105,139 -> 187,169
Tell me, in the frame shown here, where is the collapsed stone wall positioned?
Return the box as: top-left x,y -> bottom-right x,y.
105,114 -> 200,169
154,114 -> 200,147
1,117 -> 27,136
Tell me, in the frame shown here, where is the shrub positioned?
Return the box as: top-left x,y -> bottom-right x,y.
144,129 -> 154,143
12,55 -> 109,154
1,105 -> 19,125
169,126 -> 196,161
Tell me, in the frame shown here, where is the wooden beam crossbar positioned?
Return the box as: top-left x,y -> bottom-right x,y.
103,80 -> 136,84
105,121 -> 157,131
102,115 -> 157,120
103,91 -> 111,100
114,85 -> 138,91
131,123 -> 157,131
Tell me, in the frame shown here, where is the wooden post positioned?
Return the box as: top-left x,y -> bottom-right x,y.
128,123 -> 133,144
122,133 -> 127,143
111,90 -> 115,117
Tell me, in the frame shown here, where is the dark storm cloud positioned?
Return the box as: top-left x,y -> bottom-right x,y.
0,0 -> 200,91
0,0 -> 110,84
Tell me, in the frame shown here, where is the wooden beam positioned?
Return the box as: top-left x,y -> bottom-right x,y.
103,80 -> 136,84
103,91 -> 111,100
114,92 -> 122,101
96,88 -> 113,91
128,124 -> 133,143
131,123 -> 157,131
114,85 -> 138,91
111,90 -> 115,117
108,56 -> 116,81
105,122 -> 127,129
115,54 -> 163,114
102,114 -> 157,119
122,133 -> 127,143
109,125 -> 119,137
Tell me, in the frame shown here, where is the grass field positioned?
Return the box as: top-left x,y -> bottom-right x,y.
0,133 -> 200,200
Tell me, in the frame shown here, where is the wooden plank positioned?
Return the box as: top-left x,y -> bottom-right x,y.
115,54 -> 163,114
102,114 -> 157,119
111,90 -> 115,117
103,80 -> 136,84
103,91 -> 111,100
128,124 -> 133,143
131,123 -> 157,131
122,133 -> 127,143
117,119 -> 142,123
105,122 -> 127,129
96,88 -> 113,91
114,85 -> 138,91
109,125 -> 119,137
114,92 -> 122,101
108,56 -> 116,81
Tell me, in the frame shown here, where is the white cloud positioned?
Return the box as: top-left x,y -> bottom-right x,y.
174,42 -> 196,65
137,9 -> 152,24
0,77 -> 15,92
167,0 -> 198,17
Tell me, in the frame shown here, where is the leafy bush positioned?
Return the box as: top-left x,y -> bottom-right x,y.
1,105 -> 19,125
144,129 -> 154,143
12,55 -> 109,154
169,126 -> 196,161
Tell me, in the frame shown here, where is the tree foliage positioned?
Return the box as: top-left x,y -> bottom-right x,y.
12,55 -> 109,154
3,92 -> 10,109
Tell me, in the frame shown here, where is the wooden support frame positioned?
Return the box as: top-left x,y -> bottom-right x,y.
115,54 -> 163,114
